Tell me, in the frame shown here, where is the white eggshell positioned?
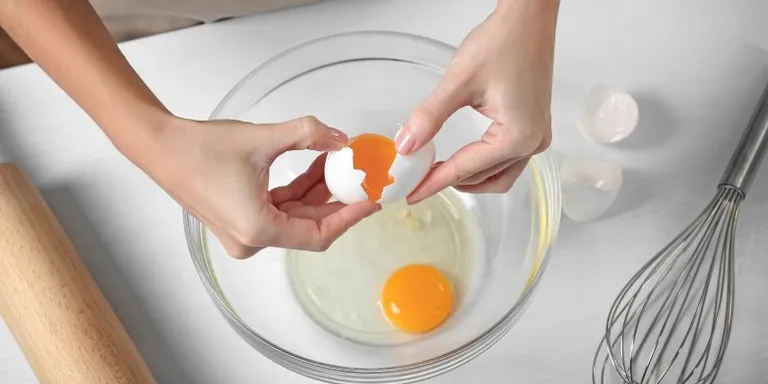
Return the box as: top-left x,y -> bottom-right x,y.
324,147 -> 369,204
380,141 -> 436,203
324,128 -> 436,205
578,86 -> 639,144
561,157 -> 623,222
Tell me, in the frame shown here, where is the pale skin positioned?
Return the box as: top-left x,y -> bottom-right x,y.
0,0 -> 559,258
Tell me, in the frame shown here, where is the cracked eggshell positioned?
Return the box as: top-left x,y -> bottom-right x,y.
324,140 -> 436,205
380,141 -> 435,203
324,147 -> 369,205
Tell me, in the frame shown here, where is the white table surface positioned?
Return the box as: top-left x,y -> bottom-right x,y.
2,0 -> 768,383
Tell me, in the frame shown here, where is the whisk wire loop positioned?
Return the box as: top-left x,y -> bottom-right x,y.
593,186 -> 742,384
595,80 -> 768,383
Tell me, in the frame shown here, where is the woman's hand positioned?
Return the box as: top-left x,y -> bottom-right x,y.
396,0 -> 559,203
1,1 -> 379,259
134,116 -> 380,259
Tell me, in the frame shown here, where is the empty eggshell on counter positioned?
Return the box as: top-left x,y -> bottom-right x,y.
578,86 -> 639,144
560,157 -> 623,222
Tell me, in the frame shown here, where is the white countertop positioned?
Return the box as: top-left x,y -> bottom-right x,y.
2,0 -> 768,383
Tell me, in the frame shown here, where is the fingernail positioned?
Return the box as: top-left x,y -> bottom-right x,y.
365,205 -> 381,218
394,124 -> 405,140
395,130 -> 415,154
330,128 -> 348,144
407,197 -> 423,206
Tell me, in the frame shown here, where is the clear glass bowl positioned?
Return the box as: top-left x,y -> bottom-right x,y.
184,31 -> 561,383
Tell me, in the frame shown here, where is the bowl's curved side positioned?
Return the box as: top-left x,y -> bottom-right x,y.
209,30 -> 456,121
183,30 -> 562,384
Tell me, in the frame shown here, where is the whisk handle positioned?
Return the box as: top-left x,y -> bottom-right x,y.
720,80 -> 768,195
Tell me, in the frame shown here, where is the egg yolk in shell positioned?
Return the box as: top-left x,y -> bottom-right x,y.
381,264 -> 454,333
348,133 -> 397,202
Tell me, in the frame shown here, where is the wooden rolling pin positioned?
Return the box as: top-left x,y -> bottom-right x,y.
0,163 -> 157,384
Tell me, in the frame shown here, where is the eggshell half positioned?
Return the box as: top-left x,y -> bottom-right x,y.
324,147 -> 369,204
380,141 -> 436,203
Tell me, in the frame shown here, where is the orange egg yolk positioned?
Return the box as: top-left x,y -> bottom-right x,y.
381,264 -> 453,333
347,133 -> 397,202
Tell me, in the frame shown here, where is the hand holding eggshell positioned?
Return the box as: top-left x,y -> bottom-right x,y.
394,3 -> 556,203
134,115 -> 379,258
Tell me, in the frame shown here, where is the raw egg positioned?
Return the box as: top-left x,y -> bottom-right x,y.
324,132 -> 435,204
381,264 -> 453,333
286,191 -> 481,346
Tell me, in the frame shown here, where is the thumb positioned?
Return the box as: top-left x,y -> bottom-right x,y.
396,77 -> 468,155
268,116 -> 349,156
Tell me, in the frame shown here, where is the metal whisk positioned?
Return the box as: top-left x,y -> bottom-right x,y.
592,80 -> 768,384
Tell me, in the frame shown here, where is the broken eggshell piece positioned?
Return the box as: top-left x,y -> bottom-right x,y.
380,141 -> 435,203
323,147 -> 369,204
324,135 -> 436,205
560,157 -> 623,222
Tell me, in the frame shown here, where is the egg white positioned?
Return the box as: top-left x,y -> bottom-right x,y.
286,192 -> 482,346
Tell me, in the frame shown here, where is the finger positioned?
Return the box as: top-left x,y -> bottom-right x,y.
276,200 -> 302,212
454,158 -> 529,194
285,201 -> 346,220
301,182 -> 332,206
395,74 -> 471,155
267,116 -> 348,156
406,125 -> 514,203
272,202 -> 380,251
270,153 -> 327,205
455,158 -> 517,186
275,183 -> 331,211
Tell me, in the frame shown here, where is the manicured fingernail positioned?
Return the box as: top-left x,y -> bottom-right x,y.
395,130 -> 415,154
394,124 -> 405,140
407,197 -> 423,206
330,128 -> 348,144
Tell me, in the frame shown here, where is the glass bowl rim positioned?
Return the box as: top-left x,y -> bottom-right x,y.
183,30 -> 562,383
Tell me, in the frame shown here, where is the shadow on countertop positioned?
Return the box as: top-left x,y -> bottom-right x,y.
0,79 -> 201,382
38,184 -> 196,384
0,120 -> 195,382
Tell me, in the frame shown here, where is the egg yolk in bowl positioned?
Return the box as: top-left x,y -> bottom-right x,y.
381,264 -> 454,333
